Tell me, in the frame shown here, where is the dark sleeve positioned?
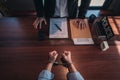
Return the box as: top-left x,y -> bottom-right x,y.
78,0 -> 91,19
33,0 -> 44,17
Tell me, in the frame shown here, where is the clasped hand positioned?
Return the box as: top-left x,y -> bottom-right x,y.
49,50 -> 73,66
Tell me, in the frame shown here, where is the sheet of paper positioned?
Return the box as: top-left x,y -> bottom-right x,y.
49,18 -> 68,38
73,38 -> 94,45
70,19 -> 94,45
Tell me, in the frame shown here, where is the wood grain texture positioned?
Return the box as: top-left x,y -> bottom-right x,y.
0,17 -> 120,80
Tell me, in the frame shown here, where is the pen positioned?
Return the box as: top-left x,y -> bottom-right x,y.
54,24 -> 62,31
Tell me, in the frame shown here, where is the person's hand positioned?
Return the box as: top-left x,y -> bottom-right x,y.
45,51 -> 58,71
49,50 -> 58,63
62,51 -> 73,64
73,19 -> 87,29
33,17 -> 47,29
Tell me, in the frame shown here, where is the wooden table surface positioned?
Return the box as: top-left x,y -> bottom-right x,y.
0,17 -> 120,80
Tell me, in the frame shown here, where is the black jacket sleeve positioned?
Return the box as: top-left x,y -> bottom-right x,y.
33,0 -> 44,17
78,0 -> 91,19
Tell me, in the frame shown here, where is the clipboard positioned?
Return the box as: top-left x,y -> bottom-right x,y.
49,18 -> 68,38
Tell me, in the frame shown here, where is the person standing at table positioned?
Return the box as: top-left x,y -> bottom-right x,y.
38,50 -> 84,80
33,0 -> 91,29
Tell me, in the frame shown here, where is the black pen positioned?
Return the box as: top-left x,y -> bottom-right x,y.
54,24 -> 62,31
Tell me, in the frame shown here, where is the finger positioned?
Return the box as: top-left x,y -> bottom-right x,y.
55,53 -> 58,58
65,51 -> 71,56
80,21 -> 86,30
66,51 -> 71,56
33,18 -> 39,24
33,20 -> 37,26
83,23 -> 86,29
52,50 -> 57,54
49,50 -> 55,55
44,19 -> 47,25
77,22 -> 80,28
64,51 -> 68,55
82,21 -> 87,30
64,50 -> 67,53
84,22 -> 87,28
53,52 -> 57,56
73,20 -> 75,25
81,23 -> 84,30
68,51 -> 71,56
49,50 -> 55,54
80,22 -> 83,29
33,19 -> 39,29
73,20 -> 77,26
73,19 -> 78,27
76,20 -> 80,27
33,24 -> 37,29
76,19 -> 79,29
39,20 -> 42,29
33,18 -> 38,25
62,51 -> 67,56
52,51 -> 58,57
78,21 -> 82,29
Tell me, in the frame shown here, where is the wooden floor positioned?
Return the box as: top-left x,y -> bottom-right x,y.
0,17 -> 120,80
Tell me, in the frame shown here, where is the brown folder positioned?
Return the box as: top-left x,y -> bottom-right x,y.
70,19 -> 92,38
70,19 -> 94,45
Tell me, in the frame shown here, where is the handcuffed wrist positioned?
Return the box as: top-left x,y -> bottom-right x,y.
66,61 -> 73,66
68,62 -> 73,65
67,61 -> 73,64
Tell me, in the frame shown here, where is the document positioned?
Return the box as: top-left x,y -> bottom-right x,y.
49,18 -> 68,38
73,38 -> 94,45
70,19 -> 94,45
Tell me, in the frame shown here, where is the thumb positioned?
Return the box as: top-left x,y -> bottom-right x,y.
44,19 -> 47,25
39,21 -> 42,29
43,18 -> 47,25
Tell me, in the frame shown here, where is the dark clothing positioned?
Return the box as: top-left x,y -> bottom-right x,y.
34,0 -> 91,19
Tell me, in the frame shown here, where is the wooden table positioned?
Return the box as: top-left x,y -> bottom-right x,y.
0,17 -> 120,80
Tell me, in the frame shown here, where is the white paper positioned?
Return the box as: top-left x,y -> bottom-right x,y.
49,18 -> 68,38
73,38 -> 94,45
